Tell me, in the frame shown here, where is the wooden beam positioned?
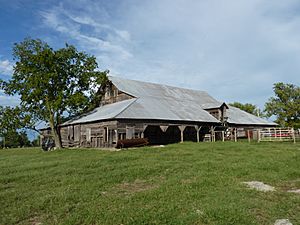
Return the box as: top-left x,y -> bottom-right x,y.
210,126 -> 215,142
234,128 -> 237,142
292,128 -> 296,143
160,125 -> 169,132
247,130 -> 250,143
194,125 -> 202,143
179,125 -> 186,143
115,129 -> 118,145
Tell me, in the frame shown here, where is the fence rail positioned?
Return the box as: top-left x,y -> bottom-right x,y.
258,127 -> 296,143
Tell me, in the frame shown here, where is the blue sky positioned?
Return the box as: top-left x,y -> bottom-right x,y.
1,0 -> 300,109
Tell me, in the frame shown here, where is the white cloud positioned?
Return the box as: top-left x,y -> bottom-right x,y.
0,91 -> 20,106
40,0 -> 300,108
0,59 -> 13,76
40,3 -> 132,72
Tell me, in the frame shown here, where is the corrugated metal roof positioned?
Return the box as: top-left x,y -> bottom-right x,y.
226,106 -> 277,126
116,97 -> 219,122
109,76 -> 218,105
63,76 -> 276,126
62,98 -> 136,125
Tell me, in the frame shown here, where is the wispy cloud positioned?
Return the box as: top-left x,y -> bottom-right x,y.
0,90 -> 20,106
39,0 -> 300,108
40,3 -> 132,72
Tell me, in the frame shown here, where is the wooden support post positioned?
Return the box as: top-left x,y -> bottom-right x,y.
258,129 -> 261,143
115,129 -> 118,144
234,128 -> 237,142
179,125 -> 186,143
195,125 -> 202,143
279,129 -> 282,141
210,126 -> 215,142
247,130 -> 250,143
222,131 -> 225,142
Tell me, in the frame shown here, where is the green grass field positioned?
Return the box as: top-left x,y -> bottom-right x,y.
1,142 -> 300,225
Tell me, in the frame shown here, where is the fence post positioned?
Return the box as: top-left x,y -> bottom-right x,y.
292,128 -> 296,143
279,128 -> 282,141
234,128 -> 237,142
247,130 -> 251,143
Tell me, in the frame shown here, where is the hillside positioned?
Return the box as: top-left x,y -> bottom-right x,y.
1,142 -> 300,225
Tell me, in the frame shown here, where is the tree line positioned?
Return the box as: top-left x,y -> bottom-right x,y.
0,38 -> 299,149
229,82 -> 300,129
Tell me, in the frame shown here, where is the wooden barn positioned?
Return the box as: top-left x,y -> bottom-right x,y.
41,76 -> 276,148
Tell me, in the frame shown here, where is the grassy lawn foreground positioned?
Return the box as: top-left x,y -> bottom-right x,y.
1,142 -> 300,225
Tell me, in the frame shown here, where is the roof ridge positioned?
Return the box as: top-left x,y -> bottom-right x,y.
108,75 -> 209,94
135,94 -> 221,105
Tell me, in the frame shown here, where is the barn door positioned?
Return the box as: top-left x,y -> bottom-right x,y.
68,126 -> 74,140
74,125 -> 80,143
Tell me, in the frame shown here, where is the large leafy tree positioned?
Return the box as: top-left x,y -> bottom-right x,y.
0,38 -> 108,148
265,82 -> 300,128
229,102 -> 264,117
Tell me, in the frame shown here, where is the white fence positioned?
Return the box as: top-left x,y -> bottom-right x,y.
258,127 -> 296,143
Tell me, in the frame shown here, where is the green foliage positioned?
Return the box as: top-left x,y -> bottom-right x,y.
0,105 -> 38,135
0,106 -> 33,148
0,38 -> 109,148
0,130 -> 31,148
0,142 -> 300,224
229,102 -> 264,117
31,137 -> 40,147
265,82 -> 300,128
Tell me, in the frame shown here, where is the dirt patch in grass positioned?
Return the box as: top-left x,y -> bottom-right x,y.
287,189 -> 300,194
113,179 -> 159,195
243,181 -> 275,192
276,179 -> 300,194
28,216 -> 42,225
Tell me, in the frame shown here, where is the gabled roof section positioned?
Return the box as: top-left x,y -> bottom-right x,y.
62,96 -> 220,125
227,106 -> 277,126
62,99 -> 136,125
116,97 -> 220,122
202,102 -> 229,110
62,76 -> 276,126
109,76 -> 219,105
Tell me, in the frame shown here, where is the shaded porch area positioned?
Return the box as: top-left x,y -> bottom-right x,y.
143,124 -> 211,145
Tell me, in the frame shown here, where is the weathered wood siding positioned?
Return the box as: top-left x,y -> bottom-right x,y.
101,84 -> 133,105
61,121 -> 118,148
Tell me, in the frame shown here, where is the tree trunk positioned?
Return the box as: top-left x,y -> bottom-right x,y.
49,112 -> 62,149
